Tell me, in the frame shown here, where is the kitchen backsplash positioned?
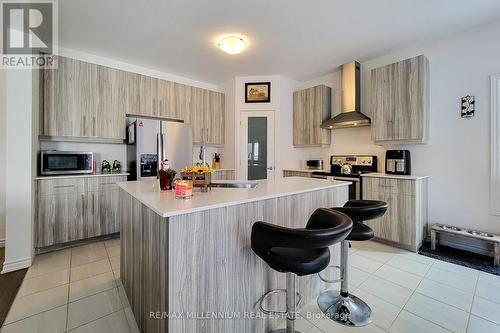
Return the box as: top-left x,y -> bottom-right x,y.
39,141 -> 226,174
40,141 -> 127,173
192,145 -> 224,168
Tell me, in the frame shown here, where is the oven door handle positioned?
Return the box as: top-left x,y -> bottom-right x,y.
332,177 -> 359,182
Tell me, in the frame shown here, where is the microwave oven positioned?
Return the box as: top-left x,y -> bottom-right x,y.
41,151 -> 94,175
305,159 -> 324,170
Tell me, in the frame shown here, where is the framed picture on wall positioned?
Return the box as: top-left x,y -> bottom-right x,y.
245,82 -> 271,103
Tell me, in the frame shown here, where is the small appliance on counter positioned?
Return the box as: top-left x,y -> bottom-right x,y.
305,159 -> 324,170
385,150 -> 411,175
40,151 -> 93,175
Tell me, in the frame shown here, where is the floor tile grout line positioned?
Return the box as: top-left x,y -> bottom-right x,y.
402,307 -> 457,333
383,261 -> 430,278
385,251 -> 462,333
2,304 -> 68,327
399,278 -> 455,332
429,261 -> 480,279
411,290 -> 472,314
67,284 -> 119,305
65,306 -> 125,332
65,244 -> 73,332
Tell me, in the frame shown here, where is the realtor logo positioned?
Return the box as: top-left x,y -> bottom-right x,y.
1,0 -> 58,68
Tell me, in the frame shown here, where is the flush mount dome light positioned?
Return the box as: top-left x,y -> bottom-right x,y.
217,35 -> 248,54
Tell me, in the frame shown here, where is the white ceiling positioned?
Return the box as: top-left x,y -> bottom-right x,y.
59,0 -> 500,84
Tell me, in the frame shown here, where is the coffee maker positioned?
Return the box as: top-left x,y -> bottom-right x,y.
385,150 -> 411,175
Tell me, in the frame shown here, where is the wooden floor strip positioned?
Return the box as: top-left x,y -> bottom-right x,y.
0,248 -> 28,328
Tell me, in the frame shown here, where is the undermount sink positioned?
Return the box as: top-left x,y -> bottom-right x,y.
210,182 -> 258,189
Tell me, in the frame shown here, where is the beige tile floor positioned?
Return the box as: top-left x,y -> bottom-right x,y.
1,239 -> 500,333
1,238 -> 139,333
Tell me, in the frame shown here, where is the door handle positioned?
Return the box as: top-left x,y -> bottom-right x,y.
81,194 -> 85,215
267,166 -> 274,170
83,115 -> 86,136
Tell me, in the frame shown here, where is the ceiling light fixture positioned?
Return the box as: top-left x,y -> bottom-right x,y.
217,35 -> 248,55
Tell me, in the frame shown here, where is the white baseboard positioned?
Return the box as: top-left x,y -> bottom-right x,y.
1,256 -> 32,274
0,239 -> 4,248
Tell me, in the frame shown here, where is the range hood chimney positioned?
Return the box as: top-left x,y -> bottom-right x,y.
321,61 -> 371,129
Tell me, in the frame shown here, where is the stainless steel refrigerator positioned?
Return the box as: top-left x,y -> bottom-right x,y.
126,117 -> 193,181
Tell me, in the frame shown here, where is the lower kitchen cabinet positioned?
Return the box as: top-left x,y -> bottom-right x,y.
362,175 -> 428,252
283,170 -> 313,178
35,175 -> 127,248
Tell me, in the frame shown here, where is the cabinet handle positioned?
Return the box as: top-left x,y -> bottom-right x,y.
92,193 -> 95,214
102,182 -> 116,185
54,185 -> 75,189
93,116 -> 96,136
81,194 -> 85,213
83,115 -> 86,136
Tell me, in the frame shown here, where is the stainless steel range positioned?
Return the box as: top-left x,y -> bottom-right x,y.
311,155 -> 378,200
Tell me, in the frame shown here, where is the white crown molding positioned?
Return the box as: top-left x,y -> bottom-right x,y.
1,256 -> 32,274
57,46 -> 221,92
491,73 -> 500,216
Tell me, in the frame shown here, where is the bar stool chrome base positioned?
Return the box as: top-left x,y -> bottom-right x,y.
317,290 -> 372,327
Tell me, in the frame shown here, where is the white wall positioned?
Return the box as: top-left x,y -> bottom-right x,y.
2,69 -> 34,273
284,19 -> 500,238
0,69 -> 5,248
361,19 -> 500,236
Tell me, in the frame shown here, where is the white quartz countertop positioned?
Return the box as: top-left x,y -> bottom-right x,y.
361,173 -> 429,180
34,172 -> 129,180
117,177 -> 351,218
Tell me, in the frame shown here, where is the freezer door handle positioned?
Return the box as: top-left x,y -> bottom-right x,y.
162,133 -> 166,162
157,133 -> 162,171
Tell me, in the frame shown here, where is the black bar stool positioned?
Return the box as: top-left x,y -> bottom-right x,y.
317,200 -> 387,327
251,208 -> 353,333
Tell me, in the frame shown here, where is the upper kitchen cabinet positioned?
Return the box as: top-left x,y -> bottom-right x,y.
42,56 -> 225,144
43,56 -> 98,138
206,90 -> 225,145
188,87 -> 225,146
293,84 -> 331,147
370,55 -> 429,144
43,56 -> 125,140
96,66 -> 126,139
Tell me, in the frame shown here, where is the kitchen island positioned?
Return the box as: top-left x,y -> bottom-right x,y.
117,177 -> 350,333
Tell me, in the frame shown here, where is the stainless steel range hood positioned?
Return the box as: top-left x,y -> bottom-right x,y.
321,61 -> 371,129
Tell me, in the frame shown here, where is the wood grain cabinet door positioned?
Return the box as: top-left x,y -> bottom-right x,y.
293,85 -> 331,147
96,66 -> 126,139
190,87 -> 205,143
50,192 -> 85,244
97,190 -> 120,235
370,55 -> 429,144
43,56 -> 97,137
157,79 -> 174,119
206,91 -> 225,145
